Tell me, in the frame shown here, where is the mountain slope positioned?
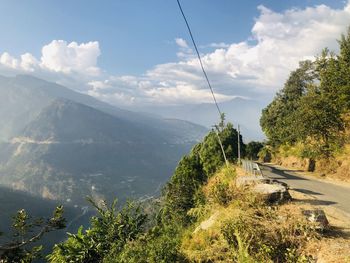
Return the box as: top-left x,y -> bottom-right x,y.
0,75 -> 206,143
0,75 -> 207,205
21,99 -> 161,143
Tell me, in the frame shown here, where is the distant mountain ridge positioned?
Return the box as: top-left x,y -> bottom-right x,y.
131,97 -> 266,141
0,75 -> 206,143
0,75 -> 207,205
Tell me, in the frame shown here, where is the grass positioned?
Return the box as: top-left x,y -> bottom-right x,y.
179,165 -> 322,262
268,140 -> 350,182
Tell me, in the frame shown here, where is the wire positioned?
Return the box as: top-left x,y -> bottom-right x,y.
176,0 -> 222,118
176,0 -> 228,166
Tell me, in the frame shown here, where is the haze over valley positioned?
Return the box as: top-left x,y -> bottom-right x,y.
0,75 -> 208,206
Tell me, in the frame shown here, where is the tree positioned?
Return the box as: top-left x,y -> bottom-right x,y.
0,206 -> 65,263
48,198 -> 147,263
260,28 -> 350,160
199,122 -> 243,176
107,224 -> 188,263
337,26 -> 350,110
296,87 -> 343,157
260,61 -> 315,145
161,154 -> 205,225
245,141 -> 264,160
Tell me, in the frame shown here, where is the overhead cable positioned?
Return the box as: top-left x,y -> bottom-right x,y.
176,0 -> 223,118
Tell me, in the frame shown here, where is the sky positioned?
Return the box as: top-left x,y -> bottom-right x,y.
1,0 -> 350,110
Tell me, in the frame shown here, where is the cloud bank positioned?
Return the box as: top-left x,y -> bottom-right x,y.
1,2 -> 350,106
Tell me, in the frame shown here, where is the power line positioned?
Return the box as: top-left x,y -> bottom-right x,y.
176,0 -> 222,118
176,0 -> 229,167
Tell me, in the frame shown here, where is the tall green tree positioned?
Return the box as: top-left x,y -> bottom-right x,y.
161,119 -> 244,225
337,27 -> 350,109
260,27 -> 350,159
260,60 -> 315,145
161,154 -> 205,225
199,122 -> 244,175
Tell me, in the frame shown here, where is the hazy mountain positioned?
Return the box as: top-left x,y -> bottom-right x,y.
0,75 -> 206,143
132,97 -> 266,142
0,75 -> 207,205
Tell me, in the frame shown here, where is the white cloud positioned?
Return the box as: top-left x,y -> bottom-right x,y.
175,37 -> 194,59
200,42 -> 230,48
89,1 -> 350,107
143,83 -> 233,104
0,2 -> 350,107
175,38 -> 189,48
88,76 -> 233,106
0,52 -> 19,69
20,53 -> 38,72
0,40 -> 101,79
40,40 -> 100,75
173,2 -> 350,94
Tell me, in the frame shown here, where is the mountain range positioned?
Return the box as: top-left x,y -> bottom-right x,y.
132,97 -> 266,142
0,75 -> 207,205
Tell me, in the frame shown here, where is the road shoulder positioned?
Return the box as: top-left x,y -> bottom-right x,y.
288,189 -> 350,262
263,162 -> 350,189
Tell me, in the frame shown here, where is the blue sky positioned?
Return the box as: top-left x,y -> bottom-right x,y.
0,0 -> 346,75
1,0 -> 350,139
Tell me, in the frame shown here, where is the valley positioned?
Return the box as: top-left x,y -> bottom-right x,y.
0,75 -> 207,206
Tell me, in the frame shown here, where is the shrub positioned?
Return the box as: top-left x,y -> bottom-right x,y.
107,224 -> 188,263
204,166 -> 236,206
221,207 -> 317,262
48,199 -> 146,263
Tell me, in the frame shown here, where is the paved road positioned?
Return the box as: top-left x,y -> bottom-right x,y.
261,164 -> 350,215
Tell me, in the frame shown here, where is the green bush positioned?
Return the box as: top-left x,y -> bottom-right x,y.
48,199 -> 146,263
106,224 -> 188,263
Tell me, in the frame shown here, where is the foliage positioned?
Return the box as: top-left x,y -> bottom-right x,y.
203,165 -> 237,206
199,121 -> 244,176
260,60 -> 315,146
0,206 -> 65,263
106,224 -> 188,263
48,198 -> 147,263
260,28 -> 350,159
258,145 -> 273,162
245,141 -> 264,160
221,207 -> 317,262
161,154 -> 205,226
161,119 -> 244,226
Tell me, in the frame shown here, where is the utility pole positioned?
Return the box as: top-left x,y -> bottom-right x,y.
213,125 -> 229,167
237,124 -> 241,164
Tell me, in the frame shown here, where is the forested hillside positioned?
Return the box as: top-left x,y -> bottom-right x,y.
260,28 -> 350,177
0,120 -> 245,262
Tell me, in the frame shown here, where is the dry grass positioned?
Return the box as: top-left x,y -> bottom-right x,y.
181,165 -> 350,262
181,219 -> 232,262
323,144 -> 350,182
202,165 -> 237,206
181,167 -> 324,262
287,190 -> 350,262
305,238 -> 350,263
271,144 -> 350,183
